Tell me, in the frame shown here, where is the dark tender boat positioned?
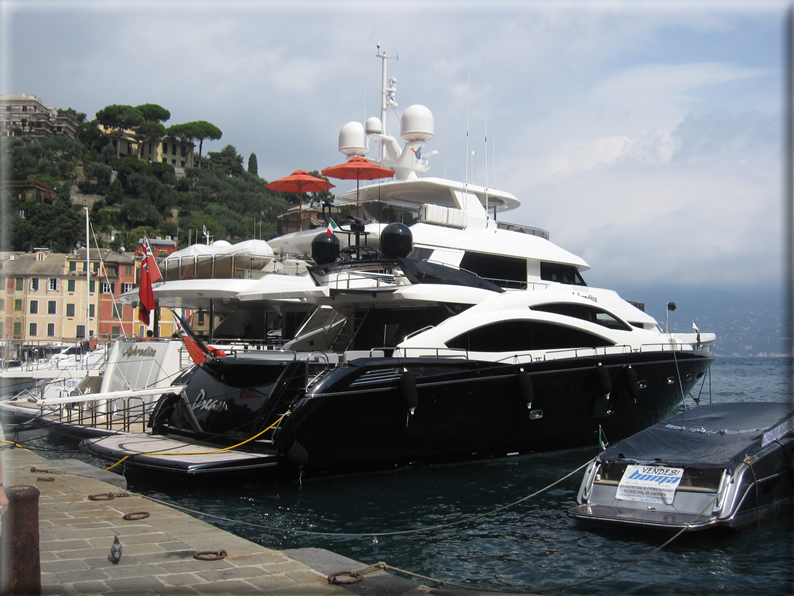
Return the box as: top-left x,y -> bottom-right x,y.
568,402 -> 794,531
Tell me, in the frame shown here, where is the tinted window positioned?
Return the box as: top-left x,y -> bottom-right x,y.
460,252 -> 526,288
532,303 -> 632,331
446,320 -> 614,352
540,262 -> 587,286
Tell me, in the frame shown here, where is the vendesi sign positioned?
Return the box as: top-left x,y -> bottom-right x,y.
616,465 -> 684,505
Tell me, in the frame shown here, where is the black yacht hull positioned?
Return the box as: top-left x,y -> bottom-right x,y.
275,351 -> 713,473
83,349 -> 713,477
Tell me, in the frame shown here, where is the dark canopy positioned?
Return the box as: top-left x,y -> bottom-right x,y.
601,402 -> 794,470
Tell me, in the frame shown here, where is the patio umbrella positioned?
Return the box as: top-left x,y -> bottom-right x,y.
265,171 -> 335,229
321,157 -> 395,217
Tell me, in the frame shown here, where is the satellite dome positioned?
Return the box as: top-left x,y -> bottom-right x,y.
339,122 -> 368,157
380,222 -> 413,259
400,105 -> 434,142
212,240 -> 232,247
365,117 -> 383,135
311,232 -> 341,265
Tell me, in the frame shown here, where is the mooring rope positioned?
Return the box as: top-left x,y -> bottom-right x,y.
140,457 -> 596,538
101,412 -> 289,471
328,493 -> 719,594
11,445 -> 720,594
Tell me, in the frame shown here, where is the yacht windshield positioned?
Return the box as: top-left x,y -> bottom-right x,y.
540,262 -> 587,286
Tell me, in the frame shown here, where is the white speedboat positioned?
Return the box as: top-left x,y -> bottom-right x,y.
82,52 -> 715,478
0,336 -> 189,439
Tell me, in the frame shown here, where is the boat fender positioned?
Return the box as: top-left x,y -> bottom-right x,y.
400,371 -> 418,414
597,364 -> 612,398
625,366 -> 639,402
286,441 -> 309,468
517,371 -> 534,409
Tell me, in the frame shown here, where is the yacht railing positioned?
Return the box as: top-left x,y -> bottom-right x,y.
161,253 -> 301,282
0,334 -> 118,373
494,341 -> 712,364
496,221 -> 550,240
324,270 -> 398,291
390,347 -> 470,359
23,392 -> 163,434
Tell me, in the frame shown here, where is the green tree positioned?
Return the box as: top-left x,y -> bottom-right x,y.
248,153 -> 258,176
207,144 -> 243,175
57,108 -> 87,124
166,121 -> 222,167
95,104 -> 144,158
135,103 -> 170,123
13,199 -> 84,252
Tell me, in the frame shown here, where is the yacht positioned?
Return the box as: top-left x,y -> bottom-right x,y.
81,52 -> 715,477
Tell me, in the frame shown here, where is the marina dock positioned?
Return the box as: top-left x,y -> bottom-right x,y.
0,446 -> 431,595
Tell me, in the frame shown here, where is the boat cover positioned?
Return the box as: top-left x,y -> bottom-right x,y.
600,402 -> 794,471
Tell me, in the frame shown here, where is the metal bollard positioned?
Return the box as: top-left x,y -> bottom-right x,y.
0,485 -> 41,596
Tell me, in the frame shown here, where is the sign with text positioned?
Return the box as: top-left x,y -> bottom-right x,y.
616,465 -> 684,505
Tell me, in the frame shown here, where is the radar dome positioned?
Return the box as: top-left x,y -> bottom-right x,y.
365,117 -> 383,135
311,232 -> 341,265
339,122 -> 368,157
400,105 -> 434,142
380,222 -> 413,259
212,240 -> 232,247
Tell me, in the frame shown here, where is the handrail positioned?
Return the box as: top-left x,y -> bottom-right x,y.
160,253 -> 304,282
0,334 -> 116,373
325,270 -> 397,291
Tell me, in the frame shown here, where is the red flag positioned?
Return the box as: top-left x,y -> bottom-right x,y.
138,256 -> 155,326
142,236 -> 162,283
174,314 -> 210,366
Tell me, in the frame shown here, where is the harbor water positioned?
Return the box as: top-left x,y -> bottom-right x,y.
15,356 -> 794,594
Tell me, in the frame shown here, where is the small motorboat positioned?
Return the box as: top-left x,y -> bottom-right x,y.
568,402 -> 794,531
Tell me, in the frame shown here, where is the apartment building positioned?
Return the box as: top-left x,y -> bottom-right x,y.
0,95 -> 78,139
0,248 -> 175,346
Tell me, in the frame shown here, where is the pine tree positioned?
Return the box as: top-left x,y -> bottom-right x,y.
248,153 -> 258,176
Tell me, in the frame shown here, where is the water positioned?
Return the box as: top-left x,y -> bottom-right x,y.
12,357 -> 794,594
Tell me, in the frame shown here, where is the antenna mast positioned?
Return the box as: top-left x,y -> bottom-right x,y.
484,57 -> 489,216
377,44 -> 398,161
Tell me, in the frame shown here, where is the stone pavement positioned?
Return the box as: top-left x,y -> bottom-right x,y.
1,446 -> 438,595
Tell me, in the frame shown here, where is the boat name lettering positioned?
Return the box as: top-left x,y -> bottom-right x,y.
123,346 -> 158,358
194,398 -> 228,412
576,293 -> 598,303
628,469 -> 680,485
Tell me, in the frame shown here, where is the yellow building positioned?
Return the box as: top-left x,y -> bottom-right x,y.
100,126 -> 196,176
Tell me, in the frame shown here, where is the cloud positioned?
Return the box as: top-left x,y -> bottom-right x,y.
1,0 -> 785,295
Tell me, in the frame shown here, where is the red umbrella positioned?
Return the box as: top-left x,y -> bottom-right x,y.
265,170 -> 334,229
322,157 -> 394,217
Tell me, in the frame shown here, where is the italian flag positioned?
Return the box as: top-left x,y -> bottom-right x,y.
326,217 -> 338,238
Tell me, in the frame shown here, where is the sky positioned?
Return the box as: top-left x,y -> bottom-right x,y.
1,0 -> 789,322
